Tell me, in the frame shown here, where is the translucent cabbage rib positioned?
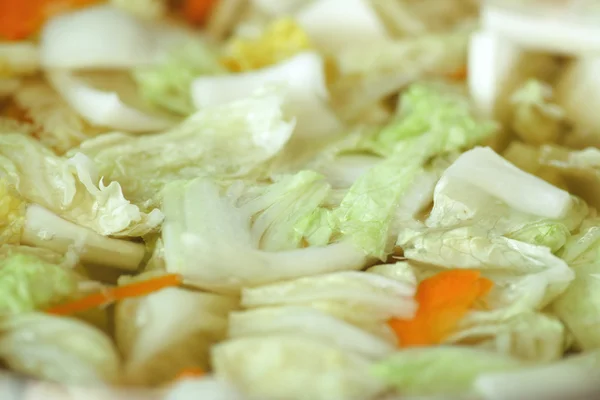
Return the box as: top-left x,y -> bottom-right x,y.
73,89 -> 295,210
0,313 -> 121,385
115,286 -> 238,385
0,178 -> 145,271
294,0 -> 388,54
161,177 -> 368,294
211,335 -> 387,400
12,80 -> 105,154
239,271 -> 416,343
133,39 -> 226,115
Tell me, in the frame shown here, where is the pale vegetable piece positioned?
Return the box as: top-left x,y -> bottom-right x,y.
333,83 -> 496,259
475,349 -> 600,400
251,0 -> 314,16
236,171 -> 331,251
116,287 -> 237,385
295,0 -> 388,54
0,251 -> 79,314
191,52 -> 341,140
228,306 -> 395,359
133,39 -> 225,115
510,79 -> 568,145
372,346 -> 523,396
440,147 -> 572,219
0,313 -> 120,385
40,5 -> 158,69
447,311 -> 566,363
335,25 -> 470,76
468,30 -> 524,116
74,89 -> 295,210
162,178 -> 369,294
110,0 -> 167,20
212,335 -> 387,400
241,271 -> 416,319
222,17 -> 312,72
47,71 -> 175,133
1,181 -> 144,271
366,262 -> 418,287
12,80 -> 103,154
165,378 -> 247,400
0,134 -> 163,237
0,42 -> 39,77
552,220 -> 600,350
482,2 -> 600,56
555,57 -> 600,137
21,205 -> 145,271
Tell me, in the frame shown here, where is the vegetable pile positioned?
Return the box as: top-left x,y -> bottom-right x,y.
2,0 -> 600,399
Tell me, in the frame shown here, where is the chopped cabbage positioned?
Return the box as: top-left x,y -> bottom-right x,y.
222,18 -> 312,72
333,83 -> 496,259
74,89 -> 295,210
133,39 -> 226,115
372,346 -> 523,396
161,177 -> 368,294
0,313 -> 121,384
228,306 -> 395,359
0,251 -> 79,314
191,52 -> 342,142
47,70 -> 176,133
294,0 -> 388,54
0,134 -> 163,237
212,335 -> 387,400
241,271 -> 416,320
115,286 -> 237,385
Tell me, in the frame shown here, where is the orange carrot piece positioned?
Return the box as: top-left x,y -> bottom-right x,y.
0,0 -> 100,41
175,367 -> 206,381
46,274 -> 182,316
389,270 -> 493,347
182,0 -> 218,25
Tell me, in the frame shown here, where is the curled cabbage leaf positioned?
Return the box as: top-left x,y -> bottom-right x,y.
0,134 -> 163,237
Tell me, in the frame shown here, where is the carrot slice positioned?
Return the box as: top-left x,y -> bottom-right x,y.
175,367 -> 206,381
389,269 -> 493,347
0,0 -> 100,41
182,0 -> 219,25
46,273 -> 182,316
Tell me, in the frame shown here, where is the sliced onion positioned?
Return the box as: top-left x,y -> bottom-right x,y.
47,70 -> 175,132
